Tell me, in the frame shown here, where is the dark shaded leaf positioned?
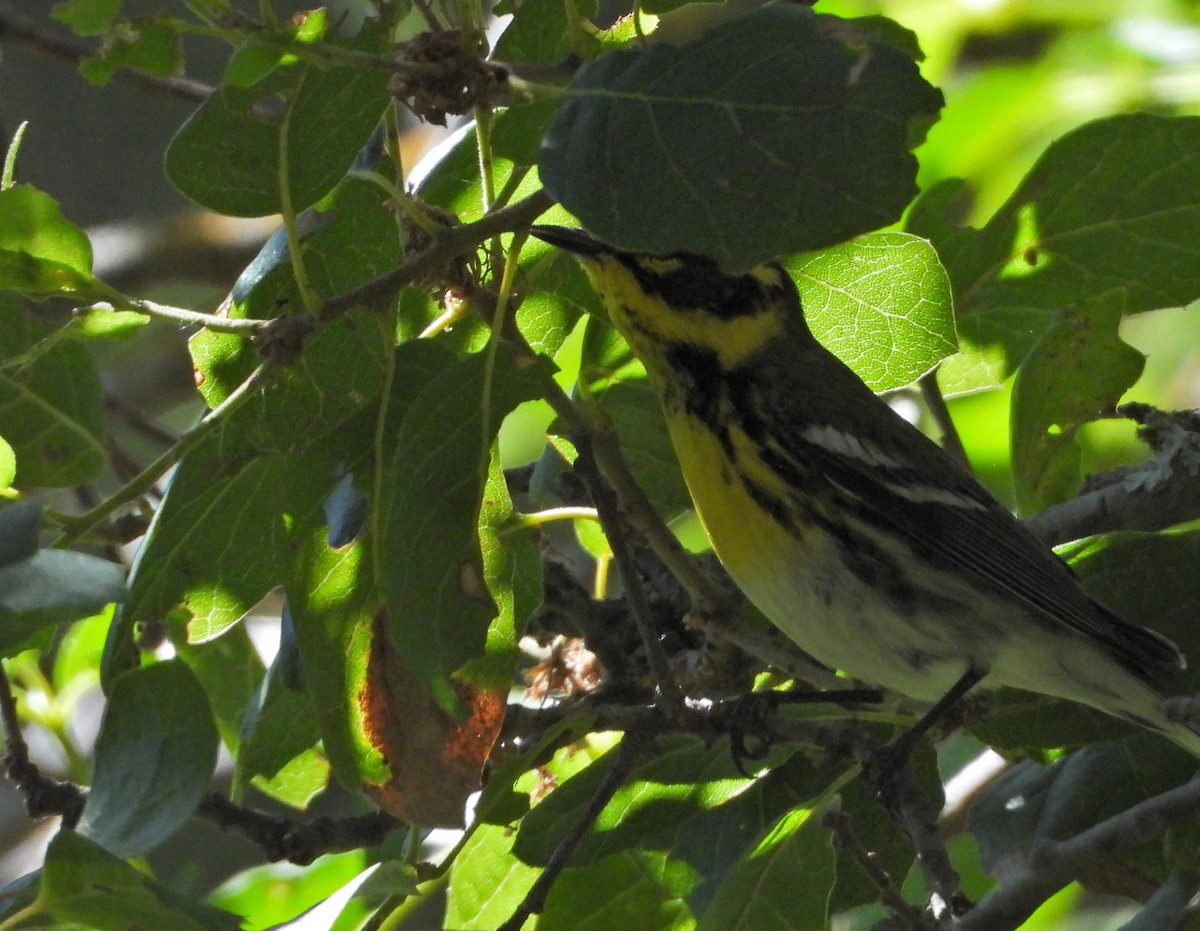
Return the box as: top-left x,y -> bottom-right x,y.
78,660 -> 219,857
41,832 -> 242,930
0,299 -> 106,486
165,27 -> 389,216
941,114 -> 1200,393
377,345 -> 551,711
540,8 -> 943,272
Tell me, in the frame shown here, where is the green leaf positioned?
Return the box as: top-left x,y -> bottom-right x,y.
66,305 -> 149,340
492,99 -> 562,166
78,660 -> 219,858
493,0 -> 588,63
539,851 -> 696,930
79,19 -> 182,85
189,173 -> 401,443
285,339 -> 458,790
516,738 -> 793,867
941,114 -> 1200,393
224,10 -> 329,88
0,501 -> 125,657
0,433 -> 14,488
0,301 -> 106,486
207,853 -> 371,931
177,623 -> 264,754
697,800 -> 836,930
285,522 -> 386,790
827,780 -> 914,913
1009,292 -> 1145,514
462,453 -> 543,693
52,0 -> 122,36
1063,528 -> 1200,694
539,8 -> 943,272
784,232 -> 957,391
377,344 -> 551,711
193,311 -> 392,453
0,548 -> 126,657
165,29 -> 389,216
640,0 -> 720,14
414,124 -> 528,224
40,832 -> 242,930
0,498 -> 41,565
0,185 -> 98,295
236,611 -> 327,806
595,378 -> 691,519
117,432 -> 333,651
447,822 -> 540,928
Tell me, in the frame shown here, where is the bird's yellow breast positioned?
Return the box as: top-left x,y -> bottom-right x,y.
664,410 -> 804,587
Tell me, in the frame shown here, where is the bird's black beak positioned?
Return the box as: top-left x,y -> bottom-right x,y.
529,225 -> 608,257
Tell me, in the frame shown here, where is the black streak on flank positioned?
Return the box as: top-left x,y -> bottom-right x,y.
664,341 -> 730,451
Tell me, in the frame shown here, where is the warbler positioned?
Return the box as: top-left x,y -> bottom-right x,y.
531,224 -> 1200,756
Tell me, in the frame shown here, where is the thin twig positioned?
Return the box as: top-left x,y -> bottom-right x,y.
918,369 -> 969,470
319,189 -> 554,320
516,354 -> 732,620
53,362 -> 278,547
824,809 -> 934,930
573,431 -> 684,708
588,424 -> 732,617
107,297 -> 269,334
104,393 -> 181,448
0,2 -> 212,103
497,732 -> 650,931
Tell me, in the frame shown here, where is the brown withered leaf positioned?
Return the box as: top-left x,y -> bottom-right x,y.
361,612 -> 506,827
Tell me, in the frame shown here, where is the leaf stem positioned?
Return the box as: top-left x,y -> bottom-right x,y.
53,363 -> 277,547
919,368 -> 969,469
87,289 -> 269,335
506,506 -> 600,529
277,73 -> 322,316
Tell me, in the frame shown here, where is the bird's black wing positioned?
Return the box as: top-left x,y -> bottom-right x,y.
755,369 -> 1183,680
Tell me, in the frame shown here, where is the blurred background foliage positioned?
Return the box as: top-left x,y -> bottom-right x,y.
4,0 -> 1200,926
845,0 -> 1200,505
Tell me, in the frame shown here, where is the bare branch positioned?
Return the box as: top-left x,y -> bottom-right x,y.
196,794 -> 401,865
955,776 -> 1200,931
0,2 -> 212,103
0,661 -> 85,828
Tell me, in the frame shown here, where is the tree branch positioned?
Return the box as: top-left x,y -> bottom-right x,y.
920,370 -> 970,470
573,431 -> 684,709
0,661 -> 85,828
320,189 -> 555,321
954,775 -> 1200,931
1026,403 -> 1200,545
53,362 -> 278,547
196,794 -> 401,865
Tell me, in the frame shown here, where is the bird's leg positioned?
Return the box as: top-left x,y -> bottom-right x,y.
898,667 -> 985,765
868,666 -> 986,801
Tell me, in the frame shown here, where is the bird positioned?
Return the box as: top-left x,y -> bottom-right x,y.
530,223 -> 1200,756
